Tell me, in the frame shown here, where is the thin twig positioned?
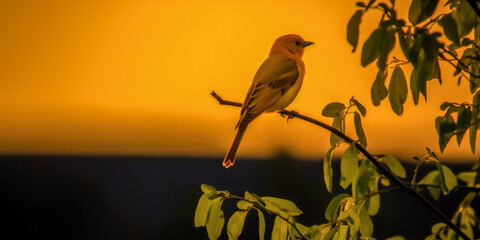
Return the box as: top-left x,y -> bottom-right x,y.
211,91 -> 471,240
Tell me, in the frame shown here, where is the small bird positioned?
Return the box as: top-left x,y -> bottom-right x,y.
223,34 -> 314,168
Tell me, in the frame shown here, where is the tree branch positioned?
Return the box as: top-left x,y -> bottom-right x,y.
211,91 -> 471,240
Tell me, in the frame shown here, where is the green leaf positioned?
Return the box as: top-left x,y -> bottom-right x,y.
386,236 -> 405,240
257,209 -> 265,240
359,207 -> 374,237
381,155 -> 406,178
418,171 -> 442,200
227,210 -> 248,240
439,13 -> 460,45
325,193 -> 350,221
271,216 -> 288,240
354,112 -> 368,148
262,197 -> 303,216
431,222 -> 447,234
438,164 -> 458,194
352,99 -> 367,117
324,148 -> 334,193
381,178 -> 390,186
366,191 -> 380,215
408,0 -> 439,25
347,10 -> 363,52
330,114 -> 343,147
322,102 -> 346,117
361,28 -> 382,67
470,91 -> 480,153
201,184 -> 218,198
340,143 -> 360,189
377,25 -> 396,71
457,105 -> 472,145
457,171 -> 476,186
389,65 -> 408,116
410,68 -> 420,105
453,0 -> 477,38
371,69 -> 389,106
206,197 -> 225,240
338,224 -> 349,240
195,194 -> 215,227
436,115 -> 456,152
237,200 -> 253,210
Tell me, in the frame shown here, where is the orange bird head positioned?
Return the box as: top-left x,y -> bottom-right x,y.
269,34 -> 314,59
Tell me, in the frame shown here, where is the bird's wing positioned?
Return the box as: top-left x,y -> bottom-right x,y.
236,56 -> 299,129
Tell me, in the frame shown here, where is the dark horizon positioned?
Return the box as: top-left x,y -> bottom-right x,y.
0,154 -> 474,239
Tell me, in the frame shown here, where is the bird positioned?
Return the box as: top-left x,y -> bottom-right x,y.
223,34 -> 314,168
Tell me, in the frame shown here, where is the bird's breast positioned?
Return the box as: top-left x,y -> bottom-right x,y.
265,71 -> 304,112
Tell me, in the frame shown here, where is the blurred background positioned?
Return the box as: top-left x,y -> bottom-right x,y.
0,0 -> 478,239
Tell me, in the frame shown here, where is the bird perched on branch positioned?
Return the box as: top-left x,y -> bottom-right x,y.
223,34 -> 314,168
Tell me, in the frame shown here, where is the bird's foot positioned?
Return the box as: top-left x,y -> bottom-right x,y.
280,110 -> 298,123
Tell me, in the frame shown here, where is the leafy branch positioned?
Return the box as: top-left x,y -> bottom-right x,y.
210,91 -> 471,240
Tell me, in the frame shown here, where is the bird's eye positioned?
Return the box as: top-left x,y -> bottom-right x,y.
295,41 -> 300,46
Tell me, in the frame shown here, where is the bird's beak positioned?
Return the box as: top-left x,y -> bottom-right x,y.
303,41 -> 314,48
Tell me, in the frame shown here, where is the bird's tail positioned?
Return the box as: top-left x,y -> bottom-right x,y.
223,127 -> 247,168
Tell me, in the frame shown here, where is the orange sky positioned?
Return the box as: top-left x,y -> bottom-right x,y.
0,0 -> 476,161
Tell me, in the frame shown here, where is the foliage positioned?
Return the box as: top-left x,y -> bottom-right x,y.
198,0 -> 480,239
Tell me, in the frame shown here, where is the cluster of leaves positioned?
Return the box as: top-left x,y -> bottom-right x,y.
436,91 -> 480,153
347,0 -> 480,152
194,184 -> 328,240
194,183 -> 406,240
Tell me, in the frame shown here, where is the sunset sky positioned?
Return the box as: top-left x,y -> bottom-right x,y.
0,0 -> 476,161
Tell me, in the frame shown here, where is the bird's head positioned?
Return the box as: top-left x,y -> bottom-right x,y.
269,34 -> 314,59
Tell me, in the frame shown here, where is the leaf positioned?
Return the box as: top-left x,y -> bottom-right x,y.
324,148 -> 334,193
386,236 -> 405,240
470,91 -> 480,153
338,224 -> 349,240
325,193 -> 350,221
453,0 -> 477,38
381,154 -> 406,178
438,164 -> 458,194
356,2 -> 366,7
257,209 -> 265,240
322,102 -> 346,117
359,207 -> 374,237
206,198 -> 225,240
431,223 -> 447,234
271,216 -> 288,240
361,28 -> 382,67
340,143 -> 360,189
195,194 -> 215,227
418,171 -> 442,200
330,114 -> 343,147
353,112 -> 368,148
389,65 -> 408,116
237,200 -> 253,210
439,13 -> 460,45
371,69 -> 389,106
227,210 -> 248,240
457,171 -> 476,186
352,99 -> 367,116
410,68 -> 420,105
457,106 -> 472,145
201,184 -> 218,198
376,25 -> 396,71
262,197 -> 303,216
436,115 -> 456,152
347,10 -> 364,52
408,0 -> 440,25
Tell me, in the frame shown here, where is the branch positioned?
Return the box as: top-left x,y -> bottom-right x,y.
211,91 -> 471,240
